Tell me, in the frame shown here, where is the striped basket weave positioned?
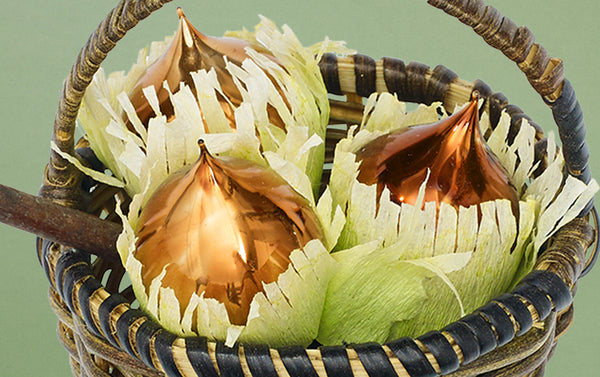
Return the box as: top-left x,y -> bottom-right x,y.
38,0 -> 598,376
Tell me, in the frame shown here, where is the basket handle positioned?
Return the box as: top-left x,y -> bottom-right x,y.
320,0 -> 592,217
41,0 -> 591,215
41,0 -> 173,207
427,0 -> 592,195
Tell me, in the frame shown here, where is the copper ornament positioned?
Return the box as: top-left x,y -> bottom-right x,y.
134,143 -> 323,325
356,96 -> 519,214
127,8 -> 285,131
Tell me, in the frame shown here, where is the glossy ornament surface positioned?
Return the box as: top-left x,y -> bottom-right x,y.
128,8 -> 284,130
356,96 -> 519,214
134,143 -> 323,325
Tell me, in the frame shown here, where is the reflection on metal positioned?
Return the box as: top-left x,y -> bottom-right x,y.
134,142 -> 323,324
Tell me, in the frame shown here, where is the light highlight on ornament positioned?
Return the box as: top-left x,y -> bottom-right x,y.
134,142 -> 323,325
355,95 -> 519,214
128,8 -> 285,130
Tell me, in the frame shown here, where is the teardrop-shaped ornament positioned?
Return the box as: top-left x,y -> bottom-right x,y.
355,95 -> 519,215
134,143 -> 323,325
127,8 -> 286,131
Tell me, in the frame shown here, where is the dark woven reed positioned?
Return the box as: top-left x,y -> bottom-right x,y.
37,0 -> 597,376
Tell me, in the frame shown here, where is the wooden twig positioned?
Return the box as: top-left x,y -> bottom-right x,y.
0,183 -> 121,263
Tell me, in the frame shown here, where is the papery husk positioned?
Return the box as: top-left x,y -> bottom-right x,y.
76,16 -> 350,202
74,17 -> 348,347
317,93 -> 598,344
318,239 -> 473,344
119,195 -> 337,347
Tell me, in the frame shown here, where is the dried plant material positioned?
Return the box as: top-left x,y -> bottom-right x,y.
78,16 -> 341,197
74,17 -> 348,346
121,199 -> 335,347
355,96 -> 519,215
318,240 -> 472,344
128,8 -> 286,131
50,141 -> 125,188
318,92 -> 598,343
134,143 -> 324,325
71,10 -> 597,347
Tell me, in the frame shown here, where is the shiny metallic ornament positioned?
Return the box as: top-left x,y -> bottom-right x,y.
127,8 -> 285,130
356,95 -> 519,214
134,143 -> 323,325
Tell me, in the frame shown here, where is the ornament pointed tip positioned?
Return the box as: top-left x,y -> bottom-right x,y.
465,91 -> 480,117
135,139 -> 324,326
177,7 -> 200,47
197,139 -> 212,158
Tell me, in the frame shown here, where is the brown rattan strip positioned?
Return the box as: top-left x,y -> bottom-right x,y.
73,315 -> 164,377
477,303 -> 517,347
319,53 -> 343,95
243,344 -> 279,377
533,218 -> 594,287
426,0 -> 592,215
440,323 -> 479,365
425,65 -> 459,106
181,337 -> 217,377
473,79 -> 493,99
35,0 -> 598,376
381,57 -> 407,98
215,342 -> 244,377
321,54 -> 474,113
426,0 -> 563,98
352,343 -> 399,377
135,320 -> 164,369
43,0 -> 173,208
554,305 -> 574,340
154,331 -> 182,377
405,62 -> 432,104
386,338 -> 437,377
51,285 -> 160,377
492,294 -> 534,336
58,320 -> 80,362
353,54 -> 377,98
78,277 -> 105,337
478,319 -> 555,377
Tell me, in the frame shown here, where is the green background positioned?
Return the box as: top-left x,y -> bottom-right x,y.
0,0 -> 598,375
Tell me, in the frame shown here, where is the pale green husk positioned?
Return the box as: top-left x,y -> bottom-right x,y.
75,17 -> 350,346
70,17 -> 597,347
317,93 -> 598,344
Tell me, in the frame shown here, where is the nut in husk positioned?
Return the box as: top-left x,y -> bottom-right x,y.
355,95 -> 519,216
128,8 -> 286,131
134,142 -> 324,326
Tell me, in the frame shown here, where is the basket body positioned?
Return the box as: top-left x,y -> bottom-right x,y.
33,0 -> 597,376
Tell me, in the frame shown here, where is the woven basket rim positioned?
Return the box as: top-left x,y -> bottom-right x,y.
37,0 -> 598,376
39,59 -> 598,377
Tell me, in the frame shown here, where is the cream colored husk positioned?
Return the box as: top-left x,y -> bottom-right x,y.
64,18 -> 598,347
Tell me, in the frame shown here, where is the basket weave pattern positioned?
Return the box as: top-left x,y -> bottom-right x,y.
38,0 -> 597,376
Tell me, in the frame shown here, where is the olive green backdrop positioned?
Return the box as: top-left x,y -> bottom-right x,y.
0,0 -> 598,375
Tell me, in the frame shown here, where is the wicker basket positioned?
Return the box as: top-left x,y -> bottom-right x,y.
37,0 -> 598,376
